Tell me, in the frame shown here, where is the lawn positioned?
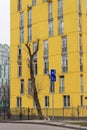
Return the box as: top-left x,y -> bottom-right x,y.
68,122 -> 87,127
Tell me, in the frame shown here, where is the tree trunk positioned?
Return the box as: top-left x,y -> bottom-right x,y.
32,77 -> 43,119
25,41 -> 43,119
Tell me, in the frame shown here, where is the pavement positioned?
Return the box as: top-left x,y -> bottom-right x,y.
3,120 -> 87,130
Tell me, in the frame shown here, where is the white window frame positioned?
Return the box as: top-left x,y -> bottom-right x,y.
32,0 -> 36,6
50,81 -> 54,93
17,97 -> 22,107
28,79 -> 33,94
33,42 -> 37,59
28,26 -> 32,41
20,12 -> 24,27
59,76 -> 64,93
44,59 -> 49,74
58,18 -> 64,34
58,0 -> 63,17
33,61 -> 37,76
63,95 -> 70,107
86,0 -> 87,15
80,74 -> 83,92
44,40 -> 48,57
20,79 -> 24,94
48,2 -> 52,19
28,10 -> 32,25
49,20 -> 53,36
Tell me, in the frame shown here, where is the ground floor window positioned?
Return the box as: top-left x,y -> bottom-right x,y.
17,97 -> 22,107
44,96 -> 49,107
63,95 -> 70,107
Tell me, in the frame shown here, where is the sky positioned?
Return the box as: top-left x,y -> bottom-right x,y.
0,0 -> 10,46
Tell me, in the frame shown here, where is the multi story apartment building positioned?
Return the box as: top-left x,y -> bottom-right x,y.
10,0 -> 87,114
0,44 -> 10,108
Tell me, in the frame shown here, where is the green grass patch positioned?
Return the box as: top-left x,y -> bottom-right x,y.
68,122 -> 87,127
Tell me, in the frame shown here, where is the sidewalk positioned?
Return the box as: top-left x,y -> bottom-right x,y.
5,120 -> 87,130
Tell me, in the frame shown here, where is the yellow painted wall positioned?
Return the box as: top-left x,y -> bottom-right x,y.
10,0 -> 87,111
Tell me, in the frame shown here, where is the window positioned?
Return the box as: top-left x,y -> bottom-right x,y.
63,96 -> 70,107
86,0 -> 87,15
18,63 -> 22,77
28,27 -> 32,41
4,65 -> 6,78
58,0 -> 63,17
79,34 -> 82,52
32,0 -> 36,6
18,47 -> 22,77
18,0 -> 22,11
17,97 -> 22,107
45,96 -> 49,107
28,10 -> 32,41
80,74 -> 83,92
44,40 -> 49,74
58,18 -> 64,34
20,12 -> 24,28
43,0 -> 47,2
33,43 -> 37,76
48,2 -> 52,19
28,10 -> 32,25
50,82 -> 54,93
28,79 -> 33,94
33,61 -> 37,76
33,42 -> 37,60
62,36 -> 68,72
59,76 -> 64,93
20,12 -> 24,43
81,95 -> 84,106
33,100 -> 37,108
20,28 -> 24,43
20,79 -> 24,94
58,0 -> 64,34
78,15 -> 82,32
18,46 -> 22,60
44,40 -> 48,57
79,34 -> 83,71
0,65 -> 2,78
44,58 -> 49,74
78,0 -> 81,14
49,20 -> 53,36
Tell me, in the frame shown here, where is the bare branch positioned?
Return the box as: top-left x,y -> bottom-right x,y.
25,42 -> 31,57
32,39 -> 39,58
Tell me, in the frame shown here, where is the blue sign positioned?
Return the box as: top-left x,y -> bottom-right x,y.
50,69 -> 56,82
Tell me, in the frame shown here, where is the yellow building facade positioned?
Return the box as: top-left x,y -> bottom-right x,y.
10,0 -> 87,114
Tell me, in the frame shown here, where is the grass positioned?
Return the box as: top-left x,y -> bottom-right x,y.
67,122 -> 87,127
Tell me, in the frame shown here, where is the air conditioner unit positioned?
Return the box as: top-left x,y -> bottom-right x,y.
27,4 -> 32,8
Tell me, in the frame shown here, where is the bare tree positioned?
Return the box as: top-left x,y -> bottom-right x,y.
25,39 -> 43,119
